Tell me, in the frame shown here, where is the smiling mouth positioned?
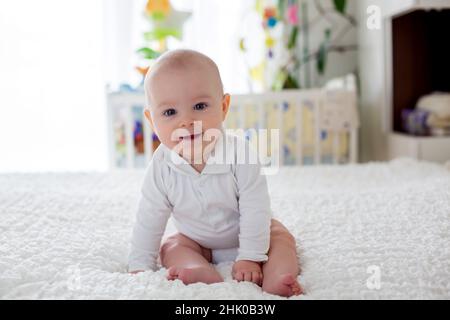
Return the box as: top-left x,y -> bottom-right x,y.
179,133 -> 202,141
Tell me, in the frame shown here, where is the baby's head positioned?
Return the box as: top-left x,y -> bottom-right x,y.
143,49 -> 230,162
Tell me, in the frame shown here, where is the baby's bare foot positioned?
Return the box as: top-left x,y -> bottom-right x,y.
263,273 -> 303,297
167,266 -> 224,285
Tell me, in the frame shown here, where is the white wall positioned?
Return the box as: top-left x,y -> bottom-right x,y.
0,0 -> 108,172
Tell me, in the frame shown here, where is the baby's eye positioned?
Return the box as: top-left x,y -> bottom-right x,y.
193,103 -> 208,111
163,108 -> 177,117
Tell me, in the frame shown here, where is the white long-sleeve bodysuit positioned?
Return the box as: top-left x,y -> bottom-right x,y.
128,129 -> 272,272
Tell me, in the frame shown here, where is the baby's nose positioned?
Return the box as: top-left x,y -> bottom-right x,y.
179,117 -> 194,128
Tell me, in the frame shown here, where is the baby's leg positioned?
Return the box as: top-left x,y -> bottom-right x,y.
159,232 -> 223,285
261,219 -> 303,297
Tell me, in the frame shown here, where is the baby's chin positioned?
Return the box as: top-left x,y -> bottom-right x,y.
178,139 -> 217,164
171,138 -> 217,163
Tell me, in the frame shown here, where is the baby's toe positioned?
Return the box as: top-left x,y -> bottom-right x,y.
167,266 -> 179,280
281,274 -> 303,296
233,271 -> 244,282
292,284 -> 303,295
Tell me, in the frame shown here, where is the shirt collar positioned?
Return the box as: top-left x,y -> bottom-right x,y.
162,126 -> 232,177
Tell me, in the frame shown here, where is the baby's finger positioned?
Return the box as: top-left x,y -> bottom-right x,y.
244,271 -> 252,282
234,271 -> 244,282
257,272 -> 263,286
251,271 -> 261,286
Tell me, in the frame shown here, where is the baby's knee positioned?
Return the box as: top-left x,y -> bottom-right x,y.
159,233 -> 199,256
270,225 -> 296,245
159,234 -> 183,256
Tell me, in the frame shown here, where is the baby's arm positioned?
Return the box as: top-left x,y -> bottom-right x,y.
128,158 -> 171,273
233,143 -> 272,284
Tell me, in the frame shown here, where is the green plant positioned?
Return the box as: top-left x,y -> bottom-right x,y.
240,0 -> 357,91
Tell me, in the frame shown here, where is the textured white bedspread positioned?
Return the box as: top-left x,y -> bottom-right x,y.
0,158 -> 449,299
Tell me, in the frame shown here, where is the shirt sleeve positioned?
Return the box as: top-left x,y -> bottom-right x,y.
234,140 -> 272,262
128,157 -> 172,272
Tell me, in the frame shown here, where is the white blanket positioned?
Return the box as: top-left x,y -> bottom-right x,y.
0,158 -> 449,299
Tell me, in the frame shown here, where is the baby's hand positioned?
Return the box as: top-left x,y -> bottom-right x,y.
232,260 -> 263,286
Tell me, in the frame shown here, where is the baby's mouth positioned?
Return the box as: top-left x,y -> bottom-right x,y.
179,133 -> 202,141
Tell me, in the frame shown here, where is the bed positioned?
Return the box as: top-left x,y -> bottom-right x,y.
0,158 -> 449,299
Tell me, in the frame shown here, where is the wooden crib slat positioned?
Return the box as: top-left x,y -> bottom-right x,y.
239,101 -> 246,130
257,99 -> 266,165
333,132 -> 340,164
277,101 -> 284,166
106,96 -> 116,170
258,99 -> 265,131
314,95 -> 321,165
125,106 -> 134,169
350,128 -> 358,163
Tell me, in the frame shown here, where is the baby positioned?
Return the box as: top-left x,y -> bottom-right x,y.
128,49 -> 302,297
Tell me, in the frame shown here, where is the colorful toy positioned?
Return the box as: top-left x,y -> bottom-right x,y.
135,1 -> 191,85
133,120 -> 144,154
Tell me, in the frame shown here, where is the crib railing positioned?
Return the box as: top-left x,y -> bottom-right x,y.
107,89 -> 359,169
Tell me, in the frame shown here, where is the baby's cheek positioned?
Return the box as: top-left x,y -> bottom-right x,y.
159,129 -> 178,147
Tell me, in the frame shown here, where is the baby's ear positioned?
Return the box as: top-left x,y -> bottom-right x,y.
143,108 -> 154,131
222,94 -> 231,120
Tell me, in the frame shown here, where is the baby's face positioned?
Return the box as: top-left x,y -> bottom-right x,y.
144,62 -> 230,162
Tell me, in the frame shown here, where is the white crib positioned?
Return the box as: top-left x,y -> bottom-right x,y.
106,89 -> 359,169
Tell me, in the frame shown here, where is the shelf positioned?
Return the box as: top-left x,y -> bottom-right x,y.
388,132 -> 450,163
383,0 -> 450,18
